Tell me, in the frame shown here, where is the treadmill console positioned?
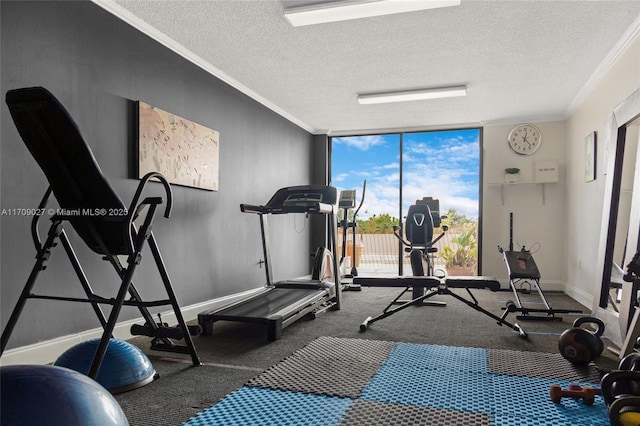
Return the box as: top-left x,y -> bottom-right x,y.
263,185 -> 337,215
283,193 -> 329,214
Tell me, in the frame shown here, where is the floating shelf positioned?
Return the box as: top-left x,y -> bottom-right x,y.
487,181 -> 556,205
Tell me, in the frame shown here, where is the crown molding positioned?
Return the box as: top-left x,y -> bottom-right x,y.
90,0 -> 316,134
566,14 -> 640,118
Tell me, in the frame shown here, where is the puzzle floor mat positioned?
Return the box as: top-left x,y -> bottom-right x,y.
183,337 -> 607,426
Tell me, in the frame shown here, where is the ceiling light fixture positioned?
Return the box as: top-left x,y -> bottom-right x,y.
284,0 -> 460,27
357,86 -> 467,105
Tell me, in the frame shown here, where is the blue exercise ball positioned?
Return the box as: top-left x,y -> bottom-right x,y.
1,364 -> 129,425
54,338 -> 156,394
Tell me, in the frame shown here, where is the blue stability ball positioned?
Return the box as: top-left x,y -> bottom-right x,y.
1,364 -> 129,425
54,338 -> 156,394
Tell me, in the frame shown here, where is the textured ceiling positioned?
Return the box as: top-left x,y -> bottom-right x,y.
101,0 -> 640,134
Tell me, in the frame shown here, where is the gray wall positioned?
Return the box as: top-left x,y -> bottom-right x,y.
1,1 -> 322,349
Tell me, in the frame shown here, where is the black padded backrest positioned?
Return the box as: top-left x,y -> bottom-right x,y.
6,87 -> 130,255
405,203 -> 434,247
415,196 -> 441,228
504,250 -> 541,279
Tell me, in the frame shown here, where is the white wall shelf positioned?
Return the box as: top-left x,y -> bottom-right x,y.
487,182 -> 556,205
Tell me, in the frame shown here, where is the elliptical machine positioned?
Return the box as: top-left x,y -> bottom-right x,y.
392,197 -> 448,302
338,181 -> 366,289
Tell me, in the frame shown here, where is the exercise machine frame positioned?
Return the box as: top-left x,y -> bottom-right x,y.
338,180 -> 366,290
0,87 -> 201,378
354,198 -> 527,337
355,276 -> 526,337
499,213 -> 582,321
198,185 -> 341,341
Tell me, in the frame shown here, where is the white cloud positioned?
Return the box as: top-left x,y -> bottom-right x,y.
333,172 -> 349,182
336,130 -> 480,220
382,162 -> 399,169
333,135 -> 386,151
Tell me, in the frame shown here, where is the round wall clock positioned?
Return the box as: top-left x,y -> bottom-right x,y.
507,123 -> 542,155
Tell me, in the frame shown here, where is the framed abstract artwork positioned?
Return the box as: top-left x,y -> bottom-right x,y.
138,101 -> 219,191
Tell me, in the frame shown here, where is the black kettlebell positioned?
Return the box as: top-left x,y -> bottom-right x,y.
601,370 -> 640,407
558,317 -> 605,365
619,352 -> 640,371
602,352 -> 640,402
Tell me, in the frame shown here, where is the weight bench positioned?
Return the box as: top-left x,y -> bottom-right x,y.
354,199 -> 526,337
354,275 -> 528,337
1,87 -> 201,378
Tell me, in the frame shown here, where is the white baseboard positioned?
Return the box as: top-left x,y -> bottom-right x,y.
0,287 -> 263,366
564,285 -> 594,312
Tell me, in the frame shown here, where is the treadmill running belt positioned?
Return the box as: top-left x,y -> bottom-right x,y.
212,288 -> 327,319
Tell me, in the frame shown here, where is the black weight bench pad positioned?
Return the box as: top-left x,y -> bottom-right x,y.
446,276 -> 500,291
353,276 -> 441,288
503,251 -> 541,279
354,276 -> 500,291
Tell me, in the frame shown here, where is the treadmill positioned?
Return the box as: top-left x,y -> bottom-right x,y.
198,185 -> 341,341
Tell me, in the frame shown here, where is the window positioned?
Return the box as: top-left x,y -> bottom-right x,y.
331,128 -> 481,275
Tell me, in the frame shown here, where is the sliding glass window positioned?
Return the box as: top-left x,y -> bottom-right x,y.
331,128 -> 481,276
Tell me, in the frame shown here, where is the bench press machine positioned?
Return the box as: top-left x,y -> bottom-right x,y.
354,199 -> 527,338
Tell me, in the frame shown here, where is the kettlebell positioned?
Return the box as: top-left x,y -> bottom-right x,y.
620,352 -> 640,372
601,370 -> 640,407
558,316 -> 605,365
602,353 -> 640,402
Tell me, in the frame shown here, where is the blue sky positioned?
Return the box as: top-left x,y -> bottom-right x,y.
331,129 -> 480,219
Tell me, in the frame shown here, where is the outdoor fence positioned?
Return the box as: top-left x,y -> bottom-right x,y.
337,228 -> 478,276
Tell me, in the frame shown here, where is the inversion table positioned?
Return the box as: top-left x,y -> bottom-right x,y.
1,87 -> 201,378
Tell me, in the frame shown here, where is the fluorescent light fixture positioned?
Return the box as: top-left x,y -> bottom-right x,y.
284,0 -> 460,27
357,86 -> 467,105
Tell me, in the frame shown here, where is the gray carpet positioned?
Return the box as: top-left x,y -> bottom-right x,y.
115,286 -> 618,425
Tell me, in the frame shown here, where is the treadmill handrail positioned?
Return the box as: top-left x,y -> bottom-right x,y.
240,203 -> 267,214
240,201 -> 334,215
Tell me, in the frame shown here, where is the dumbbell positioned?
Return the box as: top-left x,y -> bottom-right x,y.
550,384 -> 597,405
568,383 -> 601,394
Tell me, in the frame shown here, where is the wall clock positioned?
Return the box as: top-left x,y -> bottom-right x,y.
508,123 -> 542,155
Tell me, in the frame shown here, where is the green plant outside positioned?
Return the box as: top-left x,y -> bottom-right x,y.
355,213 -> 399,234
440,226 -> 478,268
439,208 -> 478,268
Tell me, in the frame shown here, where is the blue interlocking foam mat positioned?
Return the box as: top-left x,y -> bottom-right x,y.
185,387 -> 352,426
183,337 -> 609,426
